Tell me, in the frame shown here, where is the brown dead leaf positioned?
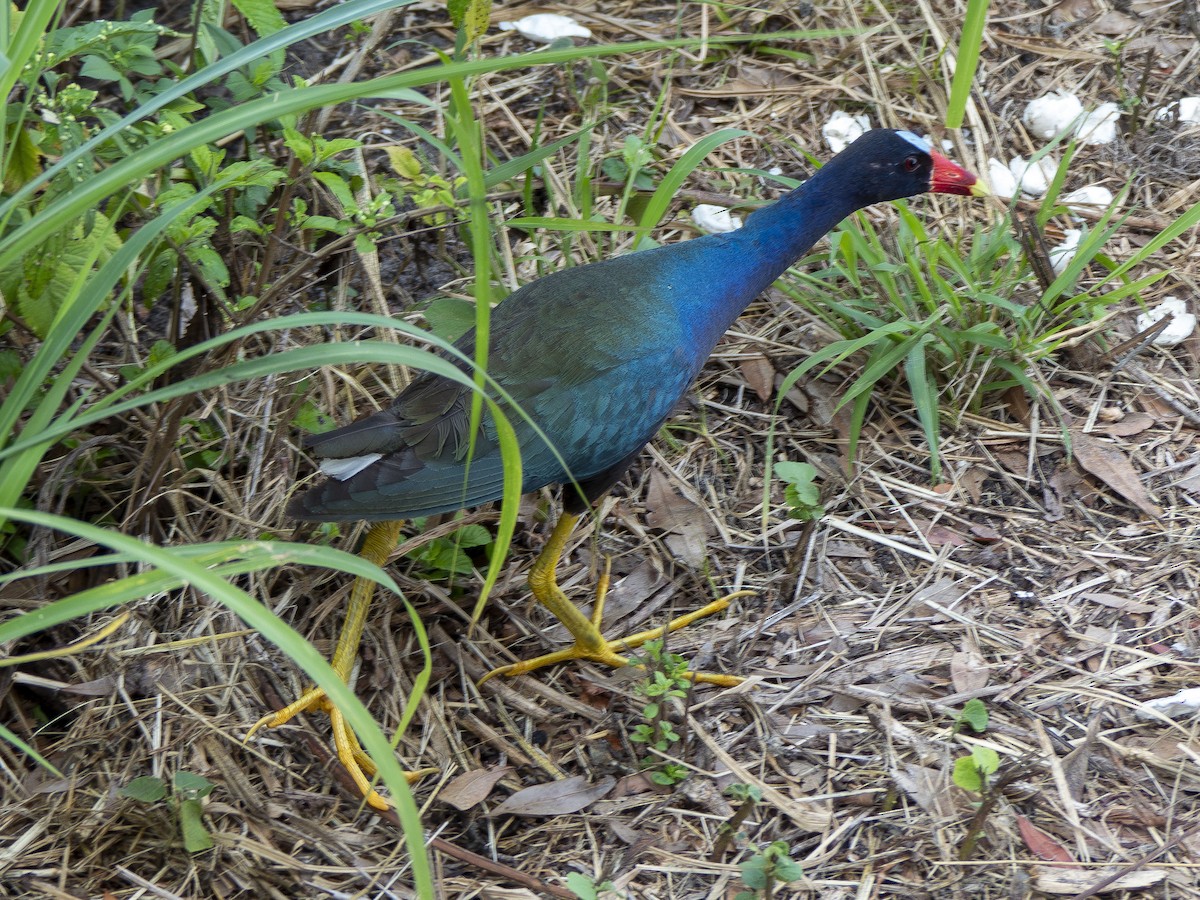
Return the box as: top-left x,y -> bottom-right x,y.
968,522 -> 1002,542
1003,384 -> 1031,423
959,466 -> 989,503
1099,412 -> 1155,437
440,766 -> 514,811
1071,430 -> 1163,518
1061,716 -> 1100,801
1177,464 -> 1200,494
993,449 -> 1028,475
490,775 -> 615,817
1017,815 -> 1074,862
1052,0 -> 1096,21
893,764 -> 960,818
645,469 -> 710,567
950,646 -> 989,693
1126,35 -> 1191,59
920,521 -> 971,547
1091,10 -> 1140,33
1031,865 -> 1164,894
909,578 -> 964,617
738,354 -> 776,401
1080,592 -> 1156,614
609,773 -> 661,798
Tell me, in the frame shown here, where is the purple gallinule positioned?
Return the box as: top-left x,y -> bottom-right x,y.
256,129 -> 985,807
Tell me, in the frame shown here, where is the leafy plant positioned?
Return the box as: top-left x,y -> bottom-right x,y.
629,639 -> 692,785
1,3 -> 796,889
735,840 -> 804,899
407,521 -> 494,579
120,771 -> 217,853
711,783 -> 763,859
384,145 -> 467,226
952,744 -> 1001,793
772,163 -> 1200,482
954,698 -> 989,734
773,461 -> 824,522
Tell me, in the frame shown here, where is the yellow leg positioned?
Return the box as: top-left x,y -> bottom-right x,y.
480,512 -> 750,687
248,520 -> 432,810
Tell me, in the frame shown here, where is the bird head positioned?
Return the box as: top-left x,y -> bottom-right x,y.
834,129 -> 987,202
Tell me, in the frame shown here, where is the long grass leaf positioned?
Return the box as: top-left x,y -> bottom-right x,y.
0,508 -> 432,894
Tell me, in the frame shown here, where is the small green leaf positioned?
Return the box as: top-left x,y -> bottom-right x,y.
120,775 -> 168,803
178,797 -> 213,852
564,872 -> 598,900
424,296 -> 478,343
971,745 -> 1001,775
959,698 -> 988,733
953,755 -> 982,792
174,770 -> 216,799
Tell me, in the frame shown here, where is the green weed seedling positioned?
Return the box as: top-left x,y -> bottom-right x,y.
710,783 -> 763,858
736,840 -> 804,900
952,699 -> 997,793
565,872 -> 618,900
773,461 -> 825,522
630,639 -> 692,786
120,771 -> 216,853
953,697 -> 989,735
383,145 -> 467,226
406,520 -> 494,581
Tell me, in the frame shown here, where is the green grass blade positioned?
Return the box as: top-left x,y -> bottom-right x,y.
0,508 -> 433,894
638,129 -> 751,230
945,0 -> 988,128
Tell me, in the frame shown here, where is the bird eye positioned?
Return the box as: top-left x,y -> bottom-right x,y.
903,155 -> 921,173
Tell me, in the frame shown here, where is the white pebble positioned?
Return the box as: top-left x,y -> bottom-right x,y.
1061,184 -> 1115,214
1008,155 -> 1058,197
1023,90 -> 1083,139
1049,229 -> 1082,275
498,14 -> 591,42
1156,96 -> 1200,124
692,204 -> 742,233
1075,102 -> 1120,145
1140,687 -> 1200,719
987,158 -> 1018,199
822,111 -> 870,154
1136,296 -> 1197,348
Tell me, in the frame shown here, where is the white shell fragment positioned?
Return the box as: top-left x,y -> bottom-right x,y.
320,454 -> 383,481
498,14 -> 591,43
1140,687 -> 1200,719
1136,296 -> 1197,348
987,158 -> 1018,199
1155,96 -> 1200,124
1048,229 -> 1082,275
1008,155 -> 1058,197
1076,101 -> 1120,145
1061,184 -> 1115,214
822,111 -> 871,154
692,204 -> 743,233
1022,90 -> 1084,139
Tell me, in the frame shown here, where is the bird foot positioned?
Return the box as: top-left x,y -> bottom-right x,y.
248,688 -> 435,810
480,591 -> 753,688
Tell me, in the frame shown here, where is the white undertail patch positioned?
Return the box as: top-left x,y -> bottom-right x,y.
319,453 -> 383,481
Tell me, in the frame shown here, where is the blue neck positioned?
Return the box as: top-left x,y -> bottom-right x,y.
665,162 -> 869,355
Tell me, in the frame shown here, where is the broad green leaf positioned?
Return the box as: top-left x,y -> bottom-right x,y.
121,775 -> 168,803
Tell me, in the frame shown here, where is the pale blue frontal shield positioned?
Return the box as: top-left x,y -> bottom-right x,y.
897,130 -> 932,152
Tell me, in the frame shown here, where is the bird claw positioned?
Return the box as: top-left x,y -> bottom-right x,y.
248,687 -> 432,811
479,591 -> 753,688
